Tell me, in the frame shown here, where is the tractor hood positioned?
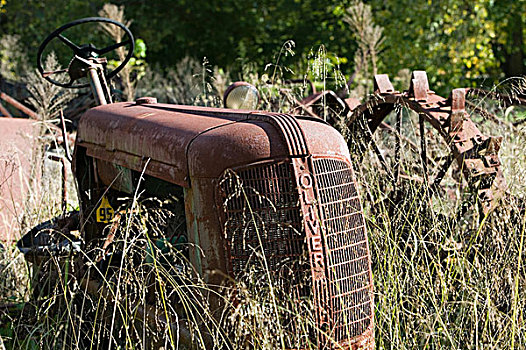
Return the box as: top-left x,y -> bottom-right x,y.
76,101 -> 350,187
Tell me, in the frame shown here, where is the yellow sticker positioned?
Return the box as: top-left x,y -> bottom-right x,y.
96,196 -> 115,223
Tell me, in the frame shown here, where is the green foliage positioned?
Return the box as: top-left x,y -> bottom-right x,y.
108,38 -> 148,81
129,38 -> 147,81
1,0 -> 106,60
370,0 -> 498,93
0,35 -> 27,79
133,38 -> 146,59
2,0 -> 526,94
1,0 -> 359,82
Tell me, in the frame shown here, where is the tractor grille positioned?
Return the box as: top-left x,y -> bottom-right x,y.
219,161 -> 308,292
313,157 -> 373,342
219,158 -> 373,343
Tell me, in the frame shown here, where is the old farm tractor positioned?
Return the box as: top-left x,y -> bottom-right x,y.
8,17 -> 510,349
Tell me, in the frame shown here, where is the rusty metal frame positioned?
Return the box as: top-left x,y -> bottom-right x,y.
348,71 -> 506,214
0,91 -> 38,119
216,154 -> 374,349
214,156 -> 301,277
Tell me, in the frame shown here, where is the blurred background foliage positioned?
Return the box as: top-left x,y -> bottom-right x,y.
0,0 -> 525,96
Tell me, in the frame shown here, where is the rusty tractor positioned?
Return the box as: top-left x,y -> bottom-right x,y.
8,16 -> 512,349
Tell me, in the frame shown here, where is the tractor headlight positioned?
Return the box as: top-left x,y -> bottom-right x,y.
223,82 -> 259,110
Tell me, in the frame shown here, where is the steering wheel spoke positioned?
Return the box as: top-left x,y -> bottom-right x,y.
42,68 -> 69,78
95,39 -> 132,55
57,34 -> 81,53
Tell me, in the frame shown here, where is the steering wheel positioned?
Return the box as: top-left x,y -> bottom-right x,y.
36,17 -> 135,88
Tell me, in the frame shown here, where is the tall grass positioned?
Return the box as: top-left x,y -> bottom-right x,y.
1,58 -> 526,349
354,92 -> 526,349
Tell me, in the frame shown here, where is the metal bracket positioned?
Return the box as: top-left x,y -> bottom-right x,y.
408,71 -> 434,101
451,88 -> 466,111
449,88 -> 467,135
374,74 -> 396,95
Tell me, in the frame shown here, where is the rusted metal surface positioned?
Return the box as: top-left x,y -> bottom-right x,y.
88,66 -> 108,105
0,92 -> 38,119
77,103 -> 245,187
184,108 -> 354,305
188,115 -> 350,179
0,102 -> 12,118
250,113 -> 309,155
59,110 -> 72,162
373,74 -> 396,95
184,177 -> 230,304
344,97 -> 361,111
295,90 -> 349,123
408,70 -> 434,101
349,71 -> 506,214
135,96 -> 158,105
209,108 -> 372,347
0,118 -> 40,241
217,155 -> 373,348
312,156 -> 373,343
292,156 -> 329,345
219,159 -> 306,279
78,103 -> 348,185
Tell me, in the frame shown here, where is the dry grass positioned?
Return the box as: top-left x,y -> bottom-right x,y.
351,90 -> 526,349
1,50 -> 526,350
25,53 -> 77,121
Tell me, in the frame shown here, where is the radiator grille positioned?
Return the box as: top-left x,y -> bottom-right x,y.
219,161 -> 308,292
313,157 -> 373,342
219,158 -> 373,344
